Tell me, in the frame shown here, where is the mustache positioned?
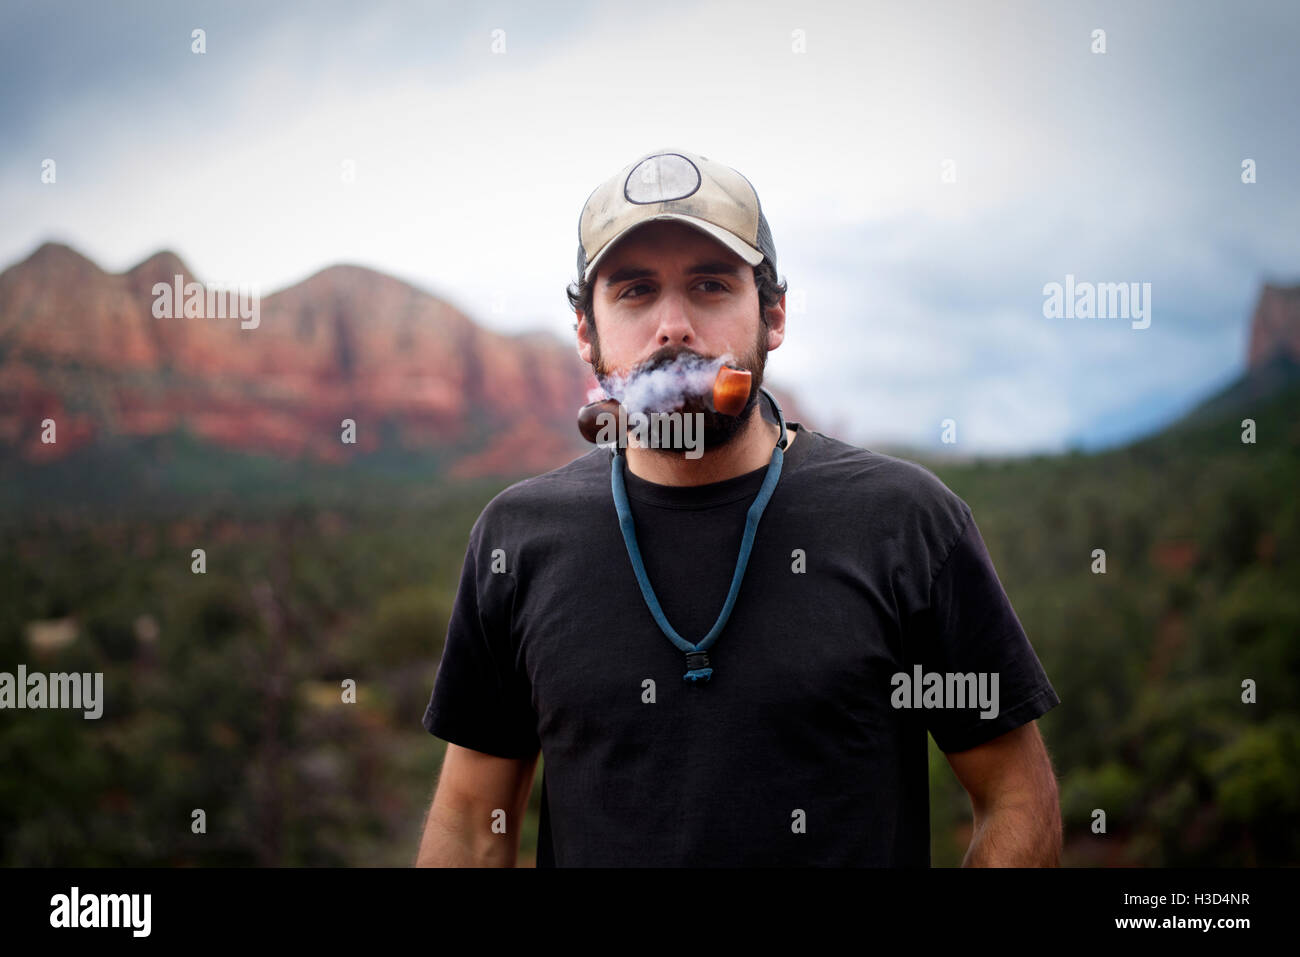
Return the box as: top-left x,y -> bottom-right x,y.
578,362 -> 754,444
638,343 -> 707,373
594,346 -> 734,413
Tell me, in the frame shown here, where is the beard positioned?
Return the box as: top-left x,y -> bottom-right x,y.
591,321 -> 769,452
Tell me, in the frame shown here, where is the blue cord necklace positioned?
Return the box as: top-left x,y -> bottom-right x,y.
609,386 -> 788,684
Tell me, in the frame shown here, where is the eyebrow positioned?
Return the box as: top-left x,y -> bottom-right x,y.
603,261 -> 742,287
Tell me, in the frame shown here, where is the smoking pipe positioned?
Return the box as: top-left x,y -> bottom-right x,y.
577,366 -> 752,444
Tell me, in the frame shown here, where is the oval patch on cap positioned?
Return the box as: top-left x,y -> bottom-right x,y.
624,153 -> 701,204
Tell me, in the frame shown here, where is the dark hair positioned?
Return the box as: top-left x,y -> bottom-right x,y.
567,257 -> 788,339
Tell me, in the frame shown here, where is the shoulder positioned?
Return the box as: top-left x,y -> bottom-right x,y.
470,447 -> 611,542
793,429 -> 978,613
793,428 -> 972,540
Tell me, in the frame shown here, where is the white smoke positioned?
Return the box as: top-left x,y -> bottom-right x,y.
595,351 -> 735,413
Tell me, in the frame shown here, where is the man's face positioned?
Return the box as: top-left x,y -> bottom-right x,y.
576,220 -> 785,450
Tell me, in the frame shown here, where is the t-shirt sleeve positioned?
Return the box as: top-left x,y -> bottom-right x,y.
909,507 -> 1060,753
421,514 -> 541,759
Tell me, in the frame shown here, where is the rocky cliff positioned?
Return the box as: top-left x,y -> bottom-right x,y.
0,242 -> 809,480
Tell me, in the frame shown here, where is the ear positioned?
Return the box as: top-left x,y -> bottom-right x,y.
576,309 -> 594,364
763,293 -> 786,352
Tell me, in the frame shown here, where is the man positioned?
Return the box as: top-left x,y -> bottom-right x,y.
417,148 -> 1061,867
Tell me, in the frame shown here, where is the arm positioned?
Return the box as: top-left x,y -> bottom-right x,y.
944,721 -> 1060,867
416,743 -> 540,867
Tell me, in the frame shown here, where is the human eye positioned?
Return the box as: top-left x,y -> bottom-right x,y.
619,282 -> 652,300
697,279 -> 728,293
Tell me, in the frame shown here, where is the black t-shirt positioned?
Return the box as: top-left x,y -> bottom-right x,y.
421,421 -> 1060,866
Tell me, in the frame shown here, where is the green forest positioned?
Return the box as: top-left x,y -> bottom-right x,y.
2,374 -> 1297,867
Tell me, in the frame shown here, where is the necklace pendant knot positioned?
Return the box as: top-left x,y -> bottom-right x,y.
684,651 -> 713,683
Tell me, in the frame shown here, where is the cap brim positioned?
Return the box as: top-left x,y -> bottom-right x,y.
583,213 -> 765,282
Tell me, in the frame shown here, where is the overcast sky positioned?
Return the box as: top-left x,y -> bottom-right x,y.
3,0 -> 1297,454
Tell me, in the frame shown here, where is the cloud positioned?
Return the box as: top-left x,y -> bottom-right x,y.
2,0 -> 1297,453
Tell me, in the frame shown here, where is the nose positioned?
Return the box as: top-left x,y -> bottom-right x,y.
653,289 -> 696,347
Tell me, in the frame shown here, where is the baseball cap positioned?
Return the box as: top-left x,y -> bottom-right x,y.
576,148 -> 777,283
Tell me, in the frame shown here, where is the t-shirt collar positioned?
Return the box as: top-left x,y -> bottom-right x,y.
615,422 -> 813,509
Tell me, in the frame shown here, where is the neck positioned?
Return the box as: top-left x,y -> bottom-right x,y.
623,404 -> 794,486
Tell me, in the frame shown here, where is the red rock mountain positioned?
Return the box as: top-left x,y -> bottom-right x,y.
1247,283 -> 1300,370
0,242 -> 809,479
